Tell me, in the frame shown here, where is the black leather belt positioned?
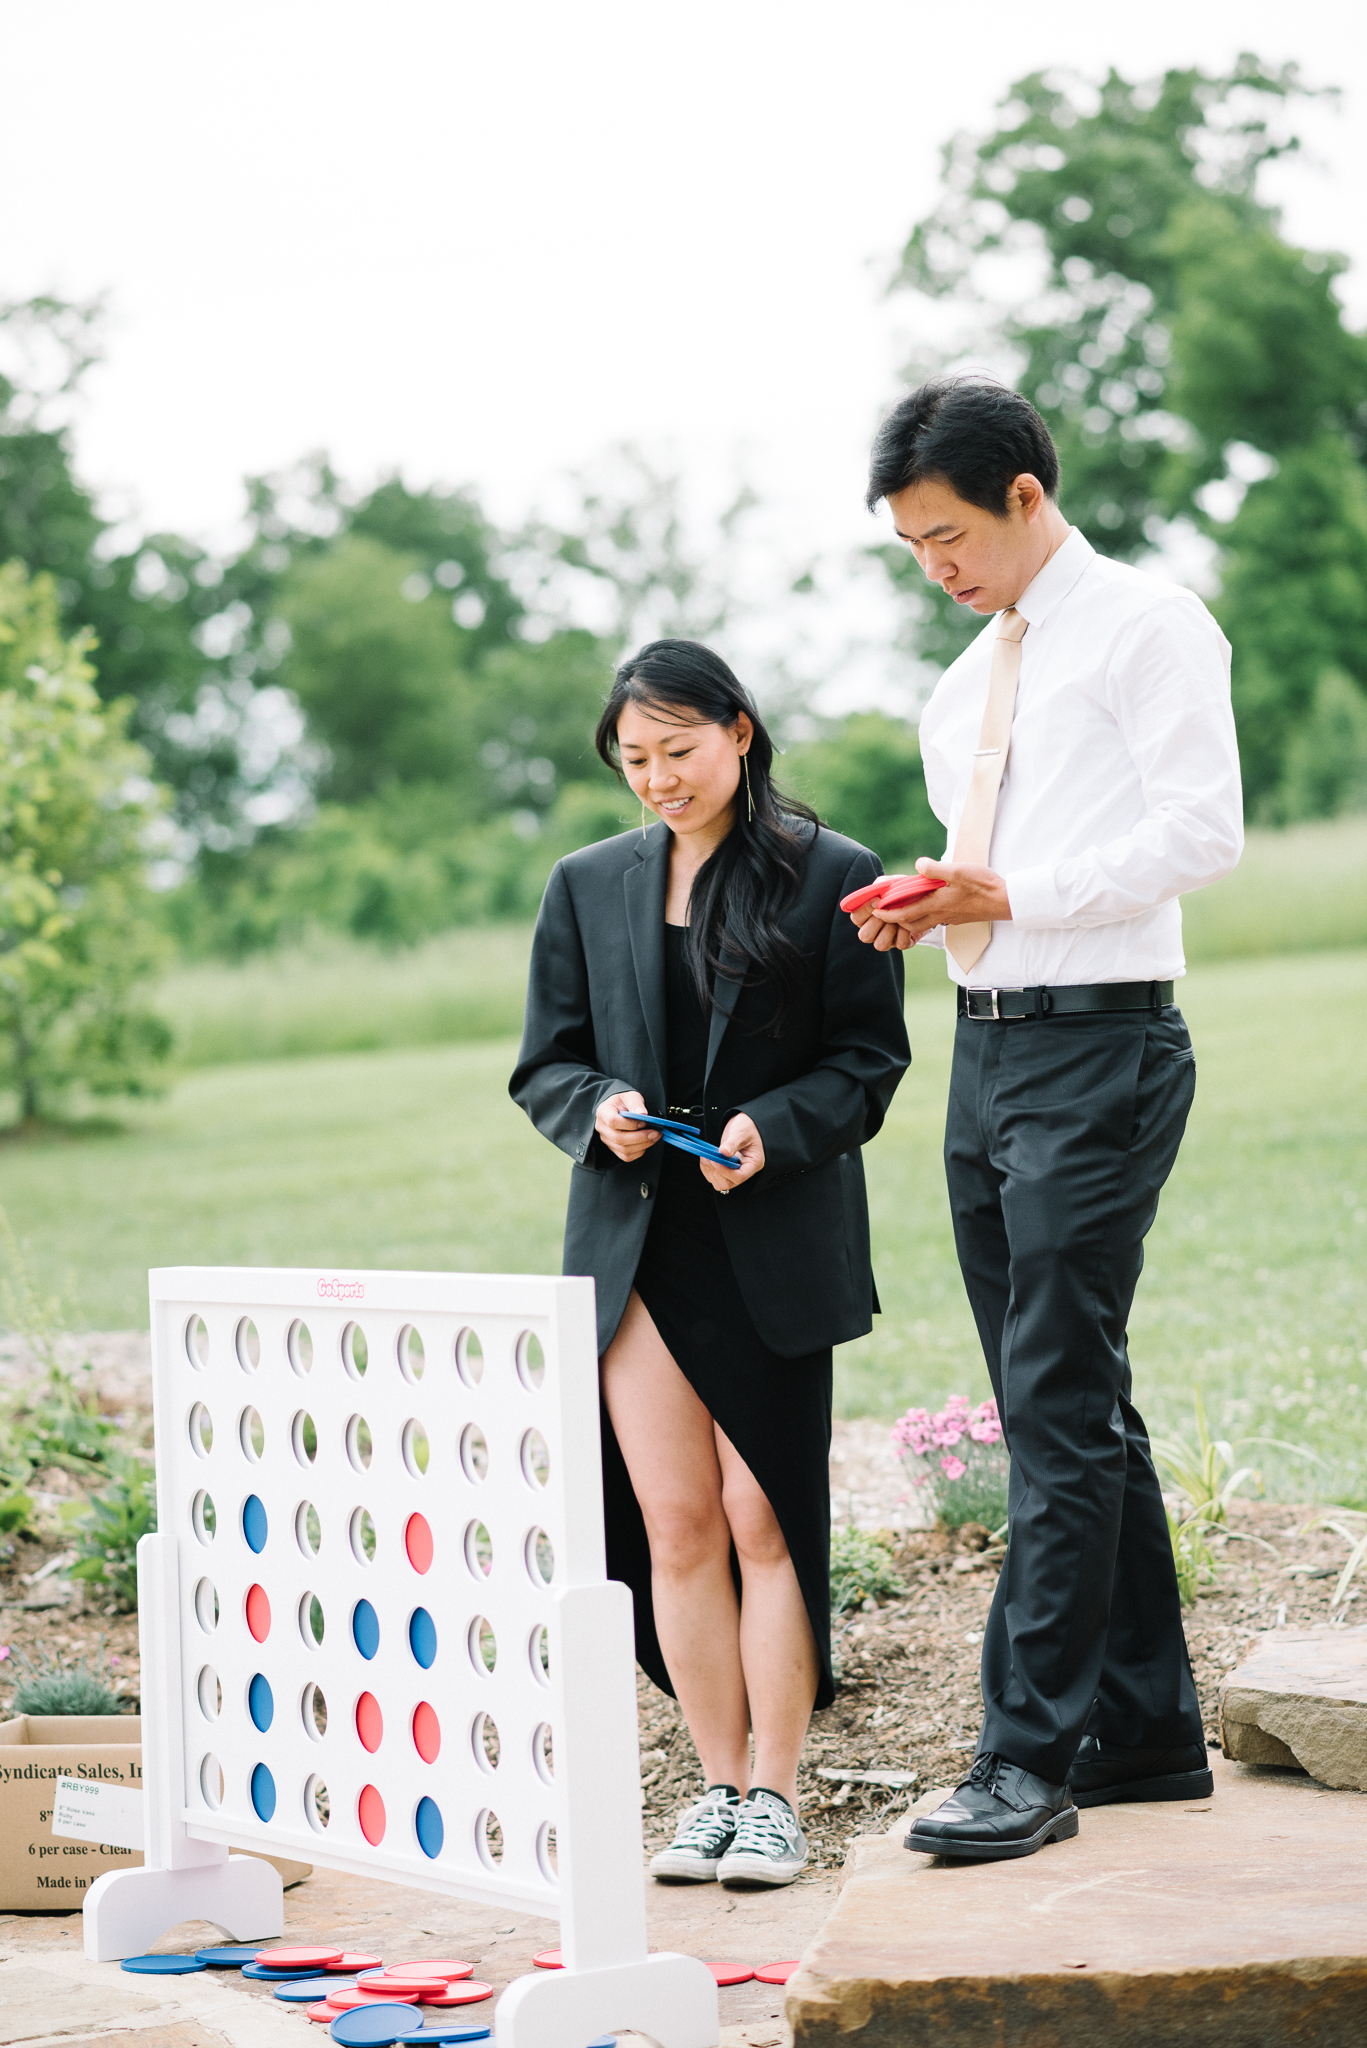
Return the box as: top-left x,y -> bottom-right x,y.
958,980 -> 1174,1021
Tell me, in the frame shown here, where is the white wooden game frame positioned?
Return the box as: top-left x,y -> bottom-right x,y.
83,1267 -> 718,2048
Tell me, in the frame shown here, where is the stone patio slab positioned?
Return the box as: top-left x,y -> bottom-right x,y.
1220,1624 -> 1367,1788
786,1754 -> 1367,2046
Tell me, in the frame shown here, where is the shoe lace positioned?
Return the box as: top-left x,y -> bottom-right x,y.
733,1797 -> 797,1858
671,1794 -> 736,1856
964,1752 -> 1003,1795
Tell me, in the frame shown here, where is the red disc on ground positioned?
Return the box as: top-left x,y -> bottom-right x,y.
359,1972 -> 447,1997
532,1949 -> 563,1969
384,1961 -> 473,1982
708,1962 -> 755,1986
355,1691 -> 384,1753
358,1782 -> 386,1845
755,1961 -> 799,1985
326,1987 -> 421,2010
418,1983 -> 493,2007
411,1701 -> 441,1764
306,2003 -> 336,2023
257,1946 -> 341,1967
244,1584 -> 271,1643
325,1955 -> 383,1972
405,1511 -> 434,1573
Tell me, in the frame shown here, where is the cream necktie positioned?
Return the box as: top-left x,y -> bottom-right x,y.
947,607 -> 1028,975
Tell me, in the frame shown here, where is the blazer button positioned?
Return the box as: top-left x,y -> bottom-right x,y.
640,1183 -> 650,1199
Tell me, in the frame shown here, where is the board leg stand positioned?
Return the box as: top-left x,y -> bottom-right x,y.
83,1533 -> 283,1961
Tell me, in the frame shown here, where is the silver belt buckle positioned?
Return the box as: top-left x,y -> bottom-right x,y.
966,989 -> 1000,1021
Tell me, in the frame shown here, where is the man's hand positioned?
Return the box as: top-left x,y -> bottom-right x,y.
853,859 -> 1012,951
595,1090 -> 660,1163
699,1112 -> 764,1194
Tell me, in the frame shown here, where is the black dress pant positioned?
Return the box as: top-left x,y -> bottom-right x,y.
945,1003 -> 1205,1784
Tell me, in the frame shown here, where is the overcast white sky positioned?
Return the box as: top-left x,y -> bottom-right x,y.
2,0 -> 1364,696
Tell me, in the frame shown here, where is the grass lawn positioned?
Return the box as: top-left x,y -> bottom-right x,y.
3,949 -> 1365,1500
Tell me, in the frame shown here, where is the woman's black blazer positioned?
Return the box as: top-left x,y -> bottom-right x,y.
509,820 -> 911,1358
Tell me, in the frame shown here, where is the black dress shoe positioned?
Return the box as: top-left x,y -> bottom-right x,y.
904,1753 -> 1078,1863
1067,1735 -> 1214,1808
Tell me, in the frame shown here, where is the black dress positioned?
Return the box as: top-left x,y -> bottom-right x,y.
600,923 -> 836,1709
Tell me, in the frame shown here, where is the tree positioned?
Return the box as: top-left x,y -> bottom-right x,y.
0,565 -> 171,1122
785,714 -> 942,867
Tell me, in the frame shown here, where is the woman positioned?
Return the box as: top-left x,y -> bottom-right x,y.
509,639 -> 909,1886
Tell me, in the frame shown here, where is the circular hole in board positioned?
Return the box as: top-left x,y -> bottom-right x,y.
528,1624 -> 550,1686
239,1407 -> 265,1461
409,1607 -> 437,1670
292,1412 -> 318,1466
412,1701 -> 440,1764
304,1774 -> 330,1831
199,1754 -> 224,1809
295,1501 -> 321,1558
471,1712 -> 499,1773
459,1424 -> 488,1482
464,1521 -> 493,1580
248,1673 -> 274,1732
301,1682 -> 327,1740
405,1512 -> 433,1573
345,1415 -> 372,1473
288,1320 -> 313,1375
242,1493 -> 267,1554
536,1822 -> 557,1881
245,1583 -> 271,1643
188,1403 -> 213,1458
342,1322 -> 369,1380
196,1666 -> 221,1720
352,1599 -> 380,1661
192,1491 -> 216,1545
355,1690 -> 383,1753
250,1763 -> 276,1822
476,1809 -> 503,1868
235,1317 -> 261,1372
298,1592 -> 324,1650
415,1796 -> 443,1859
186,1315 -> 210,1369
358,1783 -> 386,1846
454,1327 -> 484,1387
349,1508 -> 377,1565
194,1577 -> 219,1633
532,1722 -> 554,1783
401,1420 -> 429,1477
398,1325 -> 425,1382
526,1528 -> 555,1586
521,1429 -> 550,1488
515,1331 -> 545,1390
469,1616 -> 496,1676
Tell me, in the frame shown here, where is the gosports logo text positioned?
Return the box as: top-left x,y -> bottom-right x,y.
317,1276 -> 364,1301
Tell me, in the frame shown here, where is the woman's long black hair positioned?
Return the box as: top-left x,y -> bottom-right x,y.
595,639 -> 818,1037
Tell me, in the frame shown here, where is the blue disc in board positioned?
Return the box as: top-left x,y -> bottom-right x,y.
250,1761 -> 277,1821
353,1597 -> 381,1660
274,1978 -> 356,2001
242,1961 -> 323,1978
409,1606 -> 437,1669
242,1493 -> 268,1553
330,2005 -> 421,2046
415,1795 -> 443,1859
248,1671 -> 274,1731
397,2030 -> 491,2044
121,1955 -> 208,1974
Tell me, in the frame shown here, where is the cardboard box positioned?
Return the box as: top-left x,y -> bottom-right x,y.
0,1715 -> 142,1910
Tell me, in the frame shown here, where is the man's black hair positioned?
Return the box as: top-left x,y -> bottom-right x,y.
866,377 -> 1060,515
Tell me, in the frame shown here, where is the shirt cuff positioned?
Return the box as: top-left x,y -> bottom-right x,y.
1001,863 -> 1065,928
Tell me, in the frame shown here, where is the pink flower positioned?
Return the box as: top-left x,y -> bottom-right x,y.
0,1646 -> 9,1663
969,1419 -> 1001,1444
940,1455 -> 967,1481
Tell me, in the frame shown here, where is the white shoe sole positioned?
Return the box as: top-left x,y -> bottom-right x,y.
649,1851 -> 723,1882
717,1850 -> 807,1887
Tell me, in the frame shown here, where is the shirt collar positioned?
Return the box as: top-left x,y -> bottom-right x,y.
1013,526 -> 1094,630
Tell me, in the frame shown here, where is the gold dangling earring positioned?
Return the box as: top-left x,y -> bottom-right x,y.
641,797 -> 649,841
743,752 -> 754,823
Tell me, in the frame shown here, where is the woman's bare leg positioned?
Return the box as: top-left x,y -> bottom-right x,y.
601,1289 -> 751,1791
716,1423 -> 819,1813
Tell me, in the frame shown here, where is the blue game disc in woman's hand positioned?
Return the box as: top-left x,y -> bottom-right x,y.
121,1955 -> 207,1974
330,2006 -> 422,2047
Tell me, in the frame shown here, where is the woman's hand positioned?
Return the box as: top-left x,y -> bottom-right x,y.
700,1113 -> 765,1194
595,1090 -> 661,1164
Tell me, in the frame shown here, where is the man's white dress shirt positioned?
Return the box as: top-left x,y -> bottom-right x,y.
916,528 -> 1243,988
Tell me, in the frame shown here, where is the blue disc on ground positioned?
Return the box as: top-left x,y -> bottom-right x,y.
242,1962 -> 324,1978
408,1606 -> 437,1669
121,1955 -> 208,1974
274,1977 -> 356,2001
250,1761 -> 277,1821
248,1671 -> 274,1731
352,1597 -> 380,1659
242,1492 -> 268,1552
330,2004 -> 420,2046
197,1945 -> 269,1965
397,2030 -> 491,2044
414,1794 -> 443,1859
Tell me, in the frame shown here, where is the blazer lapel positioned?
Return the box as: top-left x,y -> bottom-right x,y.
704,941 -> 745,1087
623,823 -> 669,1097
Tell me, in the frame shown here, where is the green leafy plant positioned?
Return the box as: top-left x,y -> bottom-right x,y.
1150,1390 -> 1316,1526
1167,1506 -> 1218,1609
64,1455 -> 156,1610
830,1526 -> 905,1615
1298,1509 -> 1367,1612
8,1640 -> 127,1715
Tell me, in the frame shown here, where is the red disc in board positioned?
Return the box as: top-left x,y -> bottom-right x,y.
355,1691 -> 384,1754
385,1960 -> 473,1983
326,1955 -> 383,1972
532,1949 -> 563,1969
418,1983 -> 493,2006
755,1960 -> 799,1984
258,1947 -> 342,1968
405,1512 -> 434,1574
411,1701 -> 441,1764
708,1962 -> 755,1986
244,1584 -> 271,1643
358,1782 -> 386,1845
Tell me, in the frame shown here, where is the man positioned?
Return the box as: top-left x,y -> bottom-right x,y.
855,378 -> 1242,1862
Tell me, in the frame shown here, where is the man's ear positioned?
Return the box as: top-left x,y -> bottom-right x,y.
1013,473 -> 1047,522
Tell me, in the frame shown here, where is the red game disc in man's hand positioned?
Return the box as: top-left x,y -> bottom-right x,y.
876,875 -> 946,910
839,878 -> 896,914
